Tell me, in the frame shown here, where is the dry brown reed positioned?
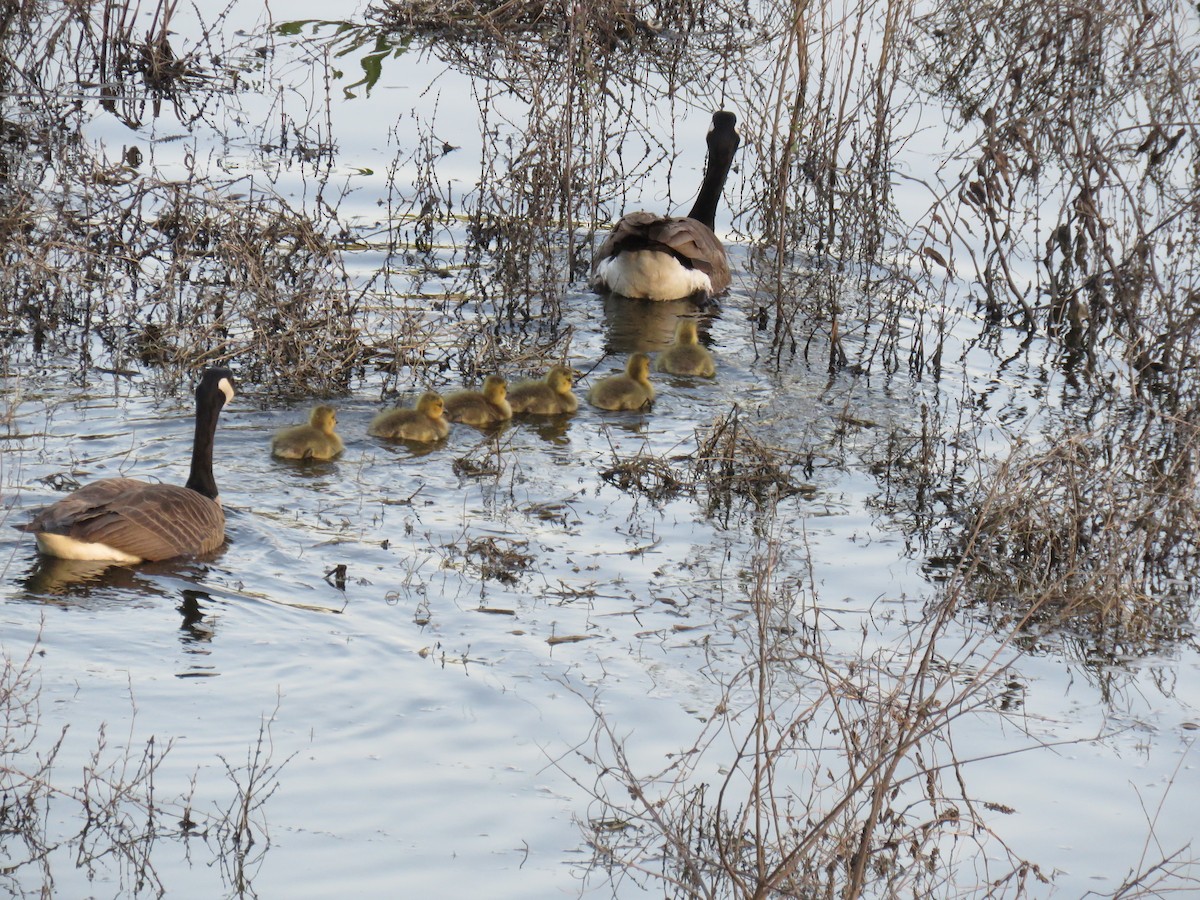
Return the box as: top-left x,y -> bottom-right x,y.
0,160 -> 362,393
571,531 -> 1051,897
1,0 -> 365,394
910,0 -> 1200,375
691,405 -> 815,518
5,0 -> 1197,396
955,409 -> 1200,649
598,443 -> 689,501
575,524 -> 1200,896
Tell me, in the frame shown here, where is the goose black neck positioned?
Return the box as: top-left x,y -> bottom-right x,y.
686,112 -> 740,230
186,371 -> 230,500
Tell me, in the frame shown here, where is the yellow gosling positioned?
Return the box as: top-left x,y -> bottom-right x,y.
655,319 -> 716,377
587,353 -> 655,411
368,392 -> 450,443
271,405 -> 344,460
443,375 -> 512,427
507,366 -> 578,415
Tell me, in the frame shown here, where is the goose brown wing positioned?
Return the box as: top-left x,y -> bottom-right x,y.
20,478 -> 225,560
645,218 -> 730,290
594,212 -> 730,292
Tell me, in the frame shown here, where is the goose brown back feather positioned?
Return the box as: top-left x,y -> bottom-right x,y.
24,479 -> 226,560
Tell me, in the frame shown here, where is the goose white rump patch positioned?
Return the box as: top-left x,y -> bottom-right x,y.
35,532 -> 144,564
592,250 -> 712,301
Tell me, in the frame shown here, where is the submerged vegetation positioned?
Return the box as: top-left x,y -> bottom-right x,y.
2,0 -> 1200,895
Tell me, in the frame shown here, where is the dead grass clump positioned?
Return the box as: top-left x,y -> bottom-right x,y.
94,0 -> 225,128
599,446 -> 689,502
438,531 -> 535,583
0,157 -> 361,393
596,409 -> 817,509
139,181 -> 364,395
1,0 -> 360,394
958,413 -> 1200,645
452,434 -> 511,479
691,406 -> 814,513
466,535 -> 534,584
2,0 -> 242,133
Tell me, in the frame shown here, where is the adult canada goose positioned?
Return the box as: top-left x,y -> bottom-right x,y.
655,319 -> 716,377
16,367 -> 235,563
369,391 -> 450,443
587,353 -> 655,411
591,110 -> 740,302
270,405 -> 344,460
443,375 -> 512,427
507,366 -> 578,416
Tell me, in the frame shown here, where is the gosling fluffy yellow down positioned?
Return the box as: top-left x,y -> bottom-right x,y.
587,353 -> 655,411
369,392 -> 450,443
443,375 -> 512,427
655,319 -> 716,377
507,366 -> 578,415
271,405 -> 344,460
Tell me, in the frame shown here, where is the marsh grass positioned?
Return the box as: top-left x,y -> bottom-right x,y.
574,526 -> 1200,897
464,535 -> 534,584
571,532 -> 1046,897
1,161 -> 361,392
955,410 -> 1200,651
593,408 -> 815,521
909,0 -> 1200,377
1,0 -> 365,394
598,443 -> 689,502
367,0 -> 752,347
5,0 -> 1198,396
5,0 -> 1200,894
691,405 -> 815,516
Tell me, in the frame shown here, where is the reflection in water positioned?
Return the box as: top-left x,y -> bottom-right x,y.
601,293 -> 715,353
178,589 -> 216,645
12,554 -> 227,622
595,417 -> 651,438
16,555 -> 155,603
269,456 -> 341,477
373,436 -> 444,459
176,587 -> 219,677
521,414 -> 573,445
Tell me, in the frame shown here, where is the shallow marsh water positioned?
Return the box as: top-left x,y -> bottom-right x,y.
2,1 -> 1200,897
6,290 -> 1199,896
